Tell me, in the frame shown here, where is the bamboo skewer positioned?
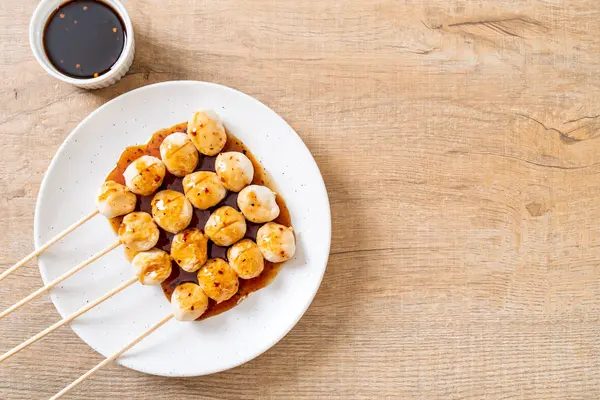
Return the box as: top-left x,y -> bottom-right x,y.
50,313 -> 175,400
0,210 -> 99,282
0,276 -> 138,363
0,241 -> 120,320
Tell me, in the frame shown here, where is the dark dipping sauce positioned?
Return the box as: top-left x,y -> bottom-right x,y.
43,0 -> 125,79
105,122 -> 292,321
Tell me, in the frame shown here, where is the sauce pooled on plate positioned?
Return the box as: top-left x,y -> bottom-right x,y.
105,122 -> 292,321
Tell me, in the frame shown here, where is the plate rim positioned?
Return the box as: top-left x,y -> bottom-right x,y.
33,80 -> 332,376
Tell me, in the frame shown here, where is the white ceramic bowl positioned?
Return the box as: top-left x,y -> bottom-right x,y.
29,0 -> 135,89
34,81 -> 331,376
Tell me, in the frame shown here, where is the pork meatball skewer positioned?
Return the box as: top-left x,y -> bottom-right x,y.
228,239 -> 265,279
237,185 -> 280,223
51,282 -> 210,399
215,151 -> 254,192
1,246 -> 175,363
256,222 -> 296,263
171,228 -> 209,272
0,179 -> 141,282
0,211 -> 160,320
204,206 -> 247,247
123,155 -> 166,196
197,258 -> 240,303
182,171 -> 227,210
187,110 -> 227,156
159,132 -> 199,177
151,190 -> 193,234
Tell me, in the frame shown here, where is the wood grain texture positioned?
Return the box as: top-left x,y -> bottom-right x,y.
2,0 -> 600,398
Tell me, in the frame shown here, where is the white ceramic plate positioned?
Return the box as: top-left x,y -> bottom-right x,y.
34,81 -> 331,376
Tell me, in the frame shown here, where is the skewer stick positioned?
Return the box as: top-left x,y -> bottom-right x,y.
50,313 -> 174,400
0,210 -> 99,282
0,240 -> 120,320
0,276 -> 138,363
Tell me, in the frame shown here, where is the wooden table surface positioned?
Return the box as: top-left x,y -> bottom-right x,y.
2,0 -> 600,398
